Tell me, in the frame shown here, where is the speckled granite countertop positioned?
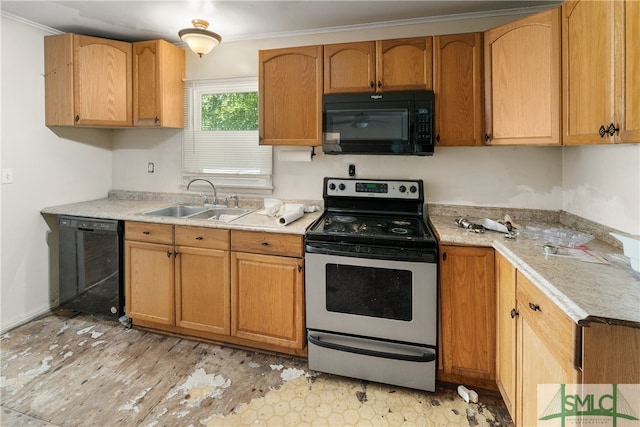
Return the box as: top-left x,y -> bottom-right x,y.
41,192 -> 323,235
430,212 -> 640,328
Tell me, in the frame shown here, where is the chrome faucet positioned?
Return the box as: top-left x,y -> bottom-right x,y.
186,179 -> 218,205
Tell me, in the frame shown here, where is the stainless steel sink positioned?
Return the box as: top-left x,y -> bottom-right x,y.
143,205 -> 209,217
143,205 -> 255,222
189,207 -> 255,222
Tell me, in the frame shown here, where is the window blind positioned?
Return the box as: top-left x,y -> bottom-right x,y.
183,77 -> 272,189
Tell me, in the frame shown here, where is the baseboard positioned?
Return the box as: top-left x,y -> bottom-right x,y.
0,304 -> 57,335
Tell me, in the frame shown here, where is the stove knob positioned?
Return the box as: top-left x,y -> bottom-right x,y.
329,183 -> 336,190
410,185 -> 417,193
399,185 -> 406,193
338,183 -> 346,191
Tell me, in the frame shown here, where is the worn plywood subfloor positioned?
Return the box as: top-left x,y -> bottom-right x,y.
1,312 -> 513,426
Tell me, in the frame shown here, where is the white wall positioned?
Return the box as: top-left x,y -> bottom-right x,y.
563,145 -> 640,234
1,17 -> 113,331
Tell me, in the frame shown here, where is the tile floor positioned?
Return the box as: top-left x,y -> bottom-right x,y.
1,312 -> 512,426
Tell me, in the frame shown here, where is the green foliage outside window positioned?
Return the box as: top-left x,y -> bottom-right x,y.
201,92 -> 258,131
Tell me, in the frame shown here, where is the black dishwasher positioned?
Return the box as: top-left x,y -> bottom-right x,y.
58,216 -> 124,319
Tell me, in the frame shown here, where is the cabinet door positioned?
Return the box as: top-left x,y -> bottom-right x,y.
376,37 -> 433,92
439,246 -> 496,389
516,271 -> 580,427
125,240 -> 174,325
133,40 -> 185,128
259,46 -> 323,146
434,33 -> 484,146
175,246 -> 230,335
495,253 -> 517,420
231,252 -> 304,350
485,7 -> 561,145
620,0 -> 640,142
563,0 -> 616,144
324,42 -> 376,93
73,35 -> 132,126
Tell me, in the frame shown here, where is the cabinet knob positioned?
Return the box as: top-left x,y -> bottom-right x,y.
195,236 -> 203,240
484,133 -> 491,143
436,134 -> 441,143
75,115 -> 80,123
143,231 -> 150,235
528,302 -> 540,311
154,116 -> 160,124
166,250 -> 172,258
377,80 -> 382,89
442,252 -> 447,261
261,241 -> 269,246
510,308 -> 519,318
369,81 -> 375,89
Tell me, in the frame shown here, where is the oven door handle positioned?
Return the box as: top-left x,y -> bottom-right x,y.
308,334 -> 435,363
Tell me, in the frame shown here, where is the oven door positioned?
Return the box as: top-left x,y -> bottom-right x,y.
305,252 -> 437,346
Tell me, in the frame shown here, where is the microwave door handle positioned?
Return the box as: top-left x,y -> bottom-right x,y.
308,335 -> 435,363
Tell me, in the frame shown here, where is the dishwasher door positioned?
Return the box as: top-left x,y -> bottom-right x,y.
58,216 -> 124,318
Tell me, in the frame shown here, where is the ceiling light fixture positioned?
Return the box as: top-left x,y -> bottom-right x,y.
178,19 -> 222,58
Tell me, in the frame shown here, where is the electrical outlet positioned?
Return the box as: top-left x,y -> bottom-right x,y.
147,162 -> 155,173
1,168 -> 13,184
348,164 -> 356,177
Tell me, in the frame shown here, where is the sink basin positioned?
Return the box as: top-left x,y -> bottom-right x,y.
143,205 -> 209,217
143,205 -> 254,222
189,207 -> 255,222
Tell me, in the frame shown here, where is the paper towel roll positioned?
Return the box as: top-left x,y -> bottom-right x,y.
278,208 -> 304,226
279,149 -> 312,162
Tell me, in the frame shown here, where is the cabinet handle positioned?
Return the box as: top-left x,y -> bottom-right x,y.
442,252 -> 447,261
154,116 -> 160,124
75,115 -> 80,123
484,133 -> 491,143
510,308 -> 519,318
298,264 -> 302,272
369,81 -> 375,89
174,251 -> 178,257
528,302 -> 540,311
143,231 -> 150,235
261,241 -> 269,246
600,123 -> 620,137
166,250 -> 172,258
436,134 -> 441,143
377,80 -> 382,89
195,236 -> 203,240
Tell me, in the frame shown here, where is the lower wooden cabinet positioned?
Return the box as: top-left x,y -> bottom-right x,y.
495,252 -> 517,418
515,270 -> 580,427
439,245 -> 497,390
124,222 -> 305,355
174,226 -> 230,335
231,230 -> 305,352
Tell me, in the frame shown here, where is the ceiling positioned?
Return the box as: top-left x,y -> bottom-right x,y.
1,1 -> 560,44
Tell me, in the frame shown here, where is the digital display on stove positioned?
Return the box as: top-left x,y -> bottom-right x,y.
356,182 -> 388,193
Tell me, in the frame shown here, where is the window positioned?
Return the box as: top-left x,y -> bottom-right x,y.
183,77 -> 272,191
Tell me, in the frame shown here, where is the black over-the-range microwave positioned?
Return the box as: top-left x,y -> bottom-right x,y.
322,90 -> 435,156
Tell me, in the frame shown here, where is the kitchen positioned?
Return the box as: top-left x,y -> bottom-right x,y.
1,0 -> 639,425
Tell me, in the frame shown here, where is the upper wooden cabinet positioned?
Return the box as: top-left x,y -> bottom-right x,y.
133,40 -> 185,128
324,37 -> 433,94
433,33 -> 484,146
45,34 -> 132,127
563,0 -> 640,144
484,7 -> 562,145
258,45 -> 323,146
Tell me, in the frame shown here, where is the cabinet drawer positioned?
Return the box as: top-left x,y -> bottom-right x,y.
516,271 -> 578,366
231,230 -> 303,257
125,221 -> 174,244
175,226 -> 229,250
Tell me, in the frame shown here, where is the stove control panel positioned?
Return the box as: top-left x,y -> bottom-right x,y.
325,178 -> 422,199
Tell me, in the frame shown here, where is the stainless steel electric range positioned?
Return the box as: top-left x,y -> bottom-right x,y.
305,177 -> 438,392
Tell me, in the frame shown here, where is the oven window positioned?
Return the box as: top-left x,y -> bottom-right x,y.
325,264 -> 412,321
